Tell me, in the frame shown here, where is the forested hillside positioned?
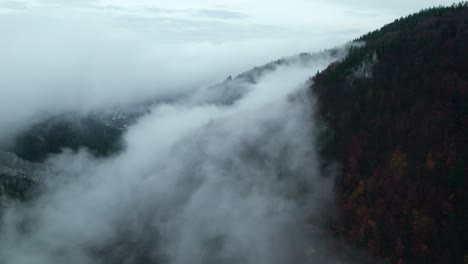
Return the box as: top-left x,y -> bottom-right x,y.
312,3 -> 467,263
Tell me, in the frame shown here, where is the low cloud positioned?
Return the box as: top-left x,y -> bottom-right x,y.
0,46 -> 355,264
0,12 -> 347,143
193,9 -> 248,19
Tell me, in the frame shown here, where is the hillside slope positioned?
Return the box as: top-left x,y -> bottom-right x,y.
312,3 -> 467,263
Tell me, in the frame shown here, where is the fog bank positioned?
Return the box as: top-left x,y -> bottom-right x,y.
0,46 -> 354,263
0,13 -> 348,143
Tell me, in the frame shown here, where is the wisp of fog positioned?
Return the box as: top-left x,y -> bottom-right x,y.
0,40 -> 356,263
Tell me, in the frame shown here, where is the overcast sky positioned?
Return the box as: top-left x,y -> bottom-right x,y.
1,0 -> 453,43
0,0 -> 455,93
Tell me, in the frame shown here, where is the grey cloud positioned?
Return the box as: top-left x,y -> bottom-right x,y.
144,7 -> 180,14
193,9 -> 248,19
0,1 -> 27,10
90,5 -> 129,11
343,10 -> 382,18
331,0 -> 452,14
143,7 -> 247,19
37,0 -> 99,8
115,14 -> 354,43
117,15 -> 279,40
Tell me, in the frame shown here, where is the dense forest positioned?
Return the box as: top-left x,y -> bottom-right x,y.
10,116 -> 123,162
312,3 -> 467,263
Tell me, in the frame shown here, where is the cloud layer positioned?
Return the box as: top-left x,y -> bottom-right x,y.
0,12 -> 347,143
0,47 -> 352,264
